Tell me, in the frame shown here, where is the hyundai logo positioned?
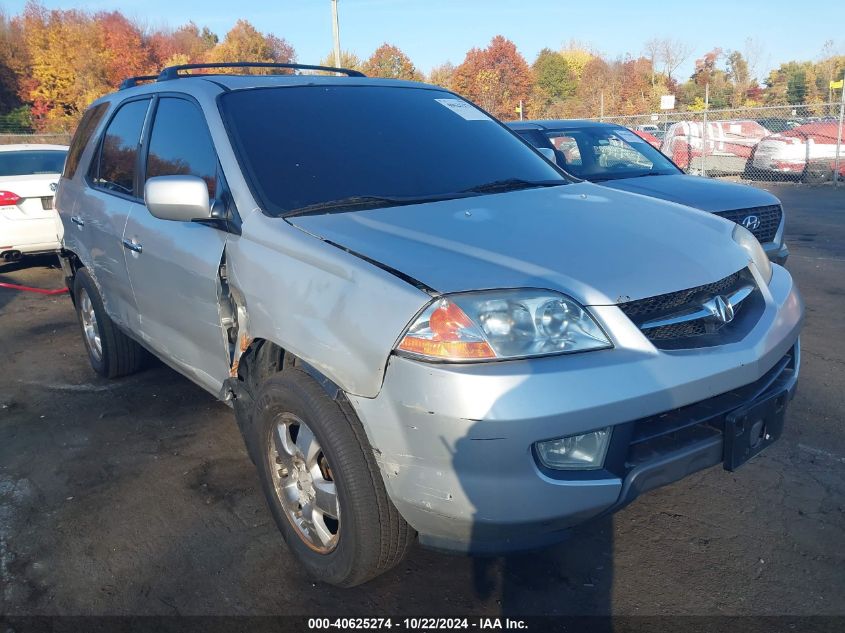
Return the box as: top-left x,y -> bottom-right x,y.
742,215 -> 761,231
50,182 -> 57,192
705,295 -> 735,324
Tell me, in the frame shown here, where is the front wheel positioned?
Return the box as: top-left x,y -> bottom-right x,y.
249,369 -> 414,587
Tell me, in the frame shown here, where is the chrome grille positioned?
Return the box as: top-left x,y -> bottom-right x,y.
714,204 -> 781,243
618,269 -> 756,347
619,271 -> 744,320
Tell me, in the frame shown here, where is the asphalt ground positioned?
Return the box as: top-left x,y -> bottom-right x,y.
0,184 -> 843,618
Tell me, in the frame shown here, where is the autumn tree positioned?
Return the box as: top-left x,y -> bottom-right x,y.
96,11 -> 151,87
0,10 -> 26,115
362,43 -> 421,80
428,62 -> 455,89
451,35 -> 532,119
21,3 -> 110,130
319,49 -> 361,71
558,42 -> 595,81
206,19 -> 295,71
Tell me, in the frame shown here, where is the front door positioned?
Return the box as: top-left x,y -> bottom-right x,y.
123,96 -> 230,394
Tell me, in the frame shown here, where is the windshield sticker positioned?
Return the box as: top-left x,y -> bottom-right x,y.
434,98 -> 491,121
616,129 -> 644,143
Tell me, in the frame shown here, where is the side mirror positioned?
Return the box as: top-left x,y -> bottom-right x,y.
537,147 -> 558,165
144,175 -> 211,222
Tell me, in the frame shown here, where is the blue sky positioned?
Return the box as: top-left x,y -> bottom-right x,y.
3,0 -> 844,79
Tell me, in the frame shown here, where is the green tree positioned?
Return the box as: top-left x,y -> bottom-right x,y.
533,48 -> 576,101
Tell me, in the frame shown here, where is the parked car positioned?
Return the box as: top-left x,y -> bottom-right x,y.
755,117 -> 803,134
661,119 -> 770,175
509,120 -> 789,264
0,144 -> 68,262
58,63 -> 803,587
635,123 -> 662,138
748,121 -> 844,183
632,128 -> 662,148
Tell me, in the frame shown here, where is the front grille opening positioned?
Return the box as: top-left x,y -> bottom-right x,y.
715,204 -> 782,243
618,268 -> 761,349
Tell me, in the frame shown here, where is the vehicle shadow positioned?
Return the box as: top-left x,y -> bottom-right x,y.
453,420 -> 616,620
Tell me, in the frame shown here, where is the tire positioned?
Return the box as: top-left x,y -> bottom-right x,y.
73,268 -> 145,378
250,369 -> 414,587
803,168 -> 832,184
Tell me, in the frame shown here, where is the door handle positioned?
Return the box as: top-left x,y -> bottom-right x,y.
122,238 -> 143,254
70,215 -> 84,227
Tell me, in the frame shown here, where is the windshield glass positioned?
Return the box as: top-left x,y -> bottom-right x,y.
0,150 -> 67,176
533,127 -> 679,181
219,85 -> 567,216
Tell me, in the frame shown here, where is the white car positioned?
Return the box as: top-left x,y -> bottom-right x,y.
749,121 -> 844,183
0,144 -> 68,262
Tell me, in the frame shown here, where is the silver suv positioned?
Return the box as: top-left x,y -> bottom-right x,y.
57,63 -> 804,587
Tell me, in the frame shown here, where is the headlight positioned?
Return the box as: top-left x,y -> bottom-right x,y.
396,289 -> 612,362
535,427 -> 612,470
732,224 -> 772,284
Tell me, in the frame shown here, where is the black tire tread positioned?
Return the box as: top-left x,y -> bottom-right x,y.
73,268 -> 144,379
253,370 -> 414,586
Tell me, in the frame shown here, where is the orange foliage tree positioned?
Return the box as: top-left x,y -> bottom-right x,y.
362,43 -> 422,80
451,36 -> 532,120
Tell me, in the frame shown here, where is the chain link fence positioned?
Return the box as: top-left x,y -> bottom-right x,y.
596,102 -> 844,185
0,133 -> 72,146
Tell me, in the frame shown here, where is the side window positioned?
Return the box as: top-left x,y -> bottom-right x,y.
146,98 -> 218,198
548,134 -> 583,166
64,103 -> 109,180
90,99 -> 150,196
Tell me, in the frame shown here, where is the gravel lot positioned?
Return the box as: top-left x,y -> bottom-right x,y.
1,184 -> 843,617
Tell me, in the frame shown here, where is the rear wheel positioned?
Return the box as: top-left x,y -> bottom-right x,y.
249,369 -> 414,586
73,268 -> 144,378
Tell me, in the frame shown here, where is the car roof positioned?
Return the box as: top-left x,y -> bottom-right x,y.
0,144 -> 69,152
98,74 -> 440,104
508,120 -> 623,131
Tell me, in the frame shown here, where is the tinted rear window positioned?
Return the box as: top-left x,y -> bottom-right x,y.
0,150 -> 67,177
219,85 -> 565,215
64,103 -> 109,179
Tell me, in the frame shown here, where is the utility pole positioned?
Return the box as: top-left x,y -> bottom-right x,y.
331,0 -> 341,68
835,71 -> 844,189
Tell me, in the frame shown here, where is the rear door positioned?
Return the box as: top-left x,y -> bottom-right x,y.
123,95 -> 230,393
74,97 -> 153,332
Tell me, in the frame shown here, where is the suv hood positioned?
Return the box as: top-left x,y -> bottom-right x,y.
288,182 -> 750,305
600,174 -> 780,213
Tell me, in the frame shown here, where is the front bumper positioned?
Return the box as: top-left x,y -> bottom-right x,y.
349,265 -> 803,553
764,240 -> 789,266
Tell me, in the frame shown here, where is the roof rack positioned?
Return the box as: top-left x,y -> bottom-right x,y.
157,62 -> 365,81
119,75 -> 159,90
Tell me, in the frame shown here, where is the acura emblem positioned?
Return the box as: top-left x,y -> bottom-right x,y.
742,215 -> 760,231
50,182 -> 57,192
707,295 -> 735,324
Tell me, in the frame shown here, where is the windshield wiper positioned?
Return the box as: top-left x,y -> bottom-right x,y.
460,178 -> 565,194
628,172 -> 666,178
283,194 -> 453,217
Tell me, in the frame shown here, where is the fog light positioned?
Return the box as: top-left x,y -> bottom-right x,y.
535,427 -> 612,470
